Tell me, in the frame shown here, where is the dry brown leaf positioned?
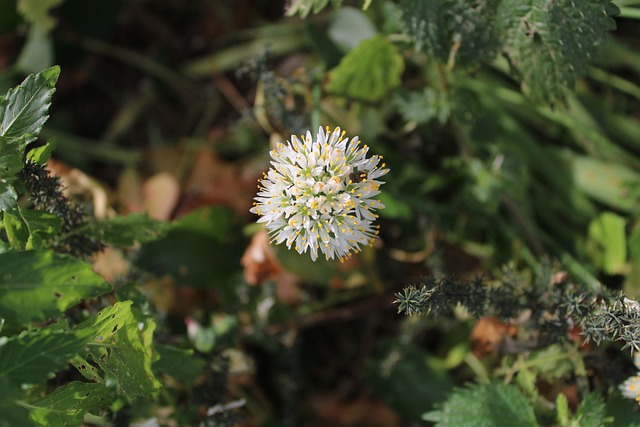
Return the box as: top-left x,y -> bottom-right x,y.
241,230 -> 282,286
471,317 -> 517,357
92,247 -> 130,283
142,172 -> 181,220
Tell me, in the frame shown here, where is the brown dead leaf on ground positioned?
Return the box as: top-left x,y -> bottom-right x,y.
471,317 -> 518,357
241,230 -> 282,285
92,246 -> 130,283
142,171 -> 181,220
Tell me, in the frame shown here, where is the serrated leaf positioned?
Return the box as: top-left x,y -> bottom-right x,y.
327,34 -> 404,102
0,66 -> 59,142
29,382 -> 111,427
154,344 -> 206,386
0,322 -> 87,386
17,0 -> 63,31
77,213 -> 169,246
498,0 -> 619,103
423,382 -> 539,427
75,302 -> 161,401
401,0 -> 502,68
0,250 -> 111,324
0,376 -> 34,427
575,392 -> 606,427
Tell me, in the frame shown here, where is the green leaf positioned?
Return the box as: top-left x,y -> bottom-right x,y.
26,139 -> 56,165
498,0 -> 619,103
154,345 -> 206,386
0,135 -> 30,178
0,322 -> 87,386
327,6 -> 377,52
0,376 -> 34,427
0,66 -> 59,142
76,213 -> 169,246
0,181 -> 17,212
575,392 -> 606,427
20,209 -> 62,250
327,35 -> 404,102
401,0 -> 502,68
423,382 -> 539,427
75,301 -> 161,401
0,250 -> 111,324
29,382 -> 111,427
16,0 -> 63,31
15,26 -> 54,75
587,212 -> 627,275
555,393 -> 570,425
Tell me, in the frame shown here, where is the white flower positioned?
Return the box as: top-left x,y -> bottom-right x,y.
620,352 -> 640,403
250,126 -> 389,262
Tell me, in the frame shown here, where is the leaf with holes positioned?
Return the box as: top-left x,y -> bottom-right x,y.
0,321 -> 87,386
29,382 -> 112,427
0,250 -> 111,324
75,301 -> 161,401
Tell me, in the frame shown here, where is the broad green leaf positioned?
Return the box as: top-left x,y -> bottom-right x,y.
498,0 -> 619,103
401,0 -> 502,68
0,322 -> 86,386
76,302 -> 161,401
0,66 -> 59,142
17,0 -> 63,31
0,250 -> 111,324
327,35 -> 404,102
154,345 -> 206,386
29,382 -> 111,427
3,210 -> 29,250
76,213 -> 169,246
0,376 -> 33,427
423,382 -> 539,427
69,355 -> 103,383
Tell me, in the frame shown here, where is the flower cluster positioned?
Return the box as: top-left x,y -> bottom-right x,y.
250,126 -> 389,261
621,352 -> 640,404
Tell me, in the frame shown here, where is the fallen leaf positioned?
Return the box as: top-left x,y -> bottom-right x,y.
241,230 -> 283,286
471,317 -> 517,357
143,172 -> 181,220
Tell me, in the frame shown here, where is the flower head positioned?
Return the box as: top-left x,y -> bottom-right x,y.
621,352 -> 640,404
250,126 -> 389,261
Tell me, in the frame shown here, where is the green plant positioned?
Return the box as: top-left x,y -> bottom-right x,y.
0,67 -> 196,426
